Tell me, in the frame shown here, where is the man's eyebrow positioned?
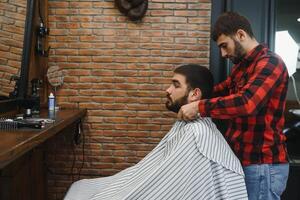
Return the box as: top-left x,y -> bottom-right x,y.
171,79 -> 180,85
218,42 -> 226,48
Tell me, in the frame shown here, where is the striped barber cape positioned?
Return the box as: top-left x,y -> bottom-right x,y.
64,118 -> 248,200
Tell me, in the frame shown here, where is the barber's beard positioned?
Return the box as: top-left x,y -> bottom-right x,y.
165,93 -> 189,113
230,39 -> 246,64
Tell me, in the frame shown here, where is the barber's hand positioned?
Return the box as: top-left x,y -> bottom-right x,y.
178,100 -> 200,121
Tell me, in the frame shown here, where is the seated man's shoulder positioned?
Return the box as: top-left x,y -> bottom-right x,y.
184,117 -> 217,134
182,117 -> 228,147
183,117 -> 244,176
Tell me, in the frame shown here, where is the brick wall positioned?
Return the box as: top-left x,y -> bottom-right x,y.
46,0 -> 211,199
0,0 -> 26,97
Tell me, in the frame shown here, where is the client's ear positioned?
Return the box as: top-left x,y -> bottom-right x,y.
190,88 -> 202,101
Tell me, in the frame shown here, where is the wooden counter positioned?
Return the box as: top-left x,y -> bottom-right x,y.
0,109 -> 86,200
0,109 -> 86,169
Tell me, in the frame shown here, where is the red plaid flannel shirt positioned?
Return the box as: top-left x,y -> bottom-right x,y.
199,44 -> 289,166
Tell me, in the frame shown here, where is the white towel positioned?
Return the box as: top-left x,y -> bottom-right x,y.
64,118 -> 248,200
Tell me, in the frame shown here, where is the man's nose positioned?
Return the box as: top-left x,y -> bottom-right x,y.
166,86 -> 172,94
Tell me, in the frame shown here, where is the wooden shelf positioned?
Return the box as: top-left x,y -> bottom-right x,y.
0,109 -> 86,169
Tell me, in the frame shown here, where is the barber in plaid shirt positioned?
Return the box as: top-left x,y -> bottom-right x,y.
178,12 -> 289,200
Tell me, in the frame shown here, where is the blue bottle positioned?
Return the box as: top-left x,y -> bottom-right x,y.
48,93 -> 55,111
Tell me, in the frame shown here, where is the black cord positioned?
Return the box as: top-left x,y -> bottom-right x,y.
71,136 -> 76,182
77,121 -> 85,180
37,0 -> 44,24
45,121 -> 86,182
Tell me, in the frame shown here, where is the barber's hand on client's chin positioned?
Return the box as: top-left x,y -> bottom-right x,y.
178,100 -> 200,121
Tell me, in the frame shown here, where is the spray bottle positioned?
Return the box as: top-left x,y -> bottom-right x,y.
48,93 -> 55,111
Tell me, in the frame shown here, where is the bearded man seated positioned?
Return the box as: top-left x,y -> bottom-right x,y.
64,64 -> 248,200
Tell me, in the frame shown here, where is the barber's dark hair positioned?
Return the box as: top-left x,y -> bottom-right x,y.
174,64 -> 214,99
212,11 -> 254,41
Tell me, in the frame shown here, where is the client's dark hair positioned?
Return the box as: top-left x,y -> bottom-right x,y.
212,11 -> 254,41
174,64 -> 214,99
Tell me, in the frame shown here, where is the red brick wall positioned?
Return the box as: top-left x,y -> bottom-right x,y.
46,0 -> 211,199
0,0 -> 26,97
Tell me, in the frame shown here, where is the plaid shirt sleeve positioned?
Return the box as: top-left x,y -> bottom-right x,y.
213,76 -> 231,97
199,56 -> 286,119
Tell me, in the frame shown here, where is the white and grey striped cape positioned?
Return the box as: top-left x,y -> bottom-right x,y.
65,118 -> 248,200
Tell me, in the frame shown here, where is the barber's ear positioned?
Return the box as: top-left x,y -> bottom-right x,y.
190,88 -> 202,101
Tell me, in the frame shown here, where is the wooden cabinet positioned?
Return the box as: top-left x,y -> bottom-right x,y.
0,149 -> 45,200
0,109 -> 86,200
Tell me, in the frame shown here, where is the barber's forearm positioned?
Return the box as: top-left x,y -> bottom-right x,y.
213,78 -> 230,96
198,95 -> 259,119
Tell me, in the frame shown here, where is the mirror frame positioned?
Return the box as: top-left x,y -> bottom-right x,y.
0,0 -> 36,113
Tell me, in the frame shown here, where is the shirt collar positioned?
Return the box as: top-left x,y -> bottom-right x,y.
242,43 -> 266,63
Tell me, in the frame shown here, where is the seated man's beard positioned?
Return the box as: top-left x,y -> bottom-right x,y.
165,93 -> 189,113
